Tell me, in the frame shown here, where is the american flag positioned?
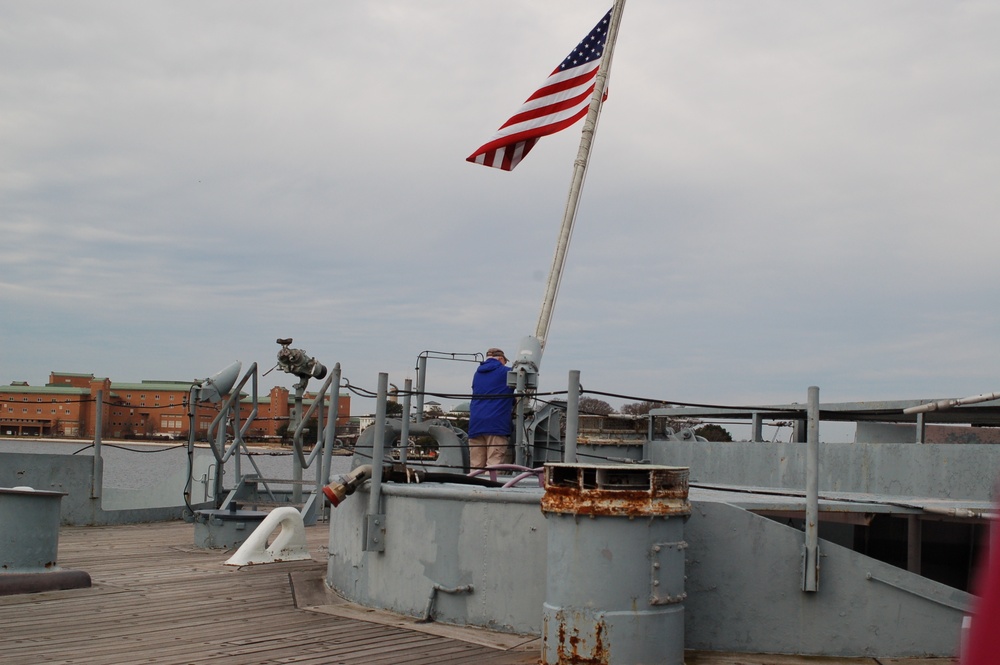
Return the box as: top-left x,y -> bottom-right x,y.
466,9 -> 612,172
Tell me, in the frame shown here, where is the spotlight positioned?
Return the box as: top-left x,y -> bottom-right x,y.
196,361 -> 242,403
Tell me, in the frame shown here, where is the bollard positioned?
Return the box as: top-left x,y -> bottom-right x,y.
540,464 -> 690,665
0,487 -> 91,595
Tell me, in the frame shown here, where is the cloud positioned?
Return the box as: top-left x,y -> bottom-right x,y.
1,1 -> 998,425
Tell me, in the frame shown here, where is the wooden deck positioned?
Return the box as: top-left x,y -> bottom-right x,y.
1,520 -> 955,665
1,520 -> 537,665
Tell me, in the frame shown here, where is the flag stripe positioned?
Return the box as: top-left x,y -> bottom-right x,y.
467,9 -> 611,172
500,69 -> 594,129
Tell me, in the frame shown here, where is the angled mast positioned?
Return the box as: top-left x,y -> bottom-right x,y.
535,0 -> 627,347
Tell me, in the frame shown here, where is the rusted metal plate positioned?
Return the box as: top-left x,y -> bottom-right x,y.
543,610 -> 609,665
540,463 -> 690,517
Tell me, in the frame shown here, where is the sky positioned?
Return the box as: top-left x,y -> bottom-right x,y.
2,1 -> 999,429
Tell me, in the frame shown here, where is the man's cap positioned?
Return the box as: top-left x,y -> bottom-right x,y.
486,348 -> 506,359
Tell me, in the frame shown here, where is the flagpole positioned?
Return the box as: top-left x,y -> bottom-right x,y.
534,0 -> 627,347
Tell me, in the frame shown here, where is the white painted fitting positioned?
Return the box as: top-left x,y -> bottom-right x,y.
224,506 -> 311,566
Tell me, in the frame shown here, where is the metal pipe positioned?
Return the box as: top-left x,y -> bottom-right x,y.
322,363 -> 342,485
514,368 -> 527,467
803,385 -> 820,592
564,370 -> 580,463
419,583 -> 474,623
292,385 -> 304,503
91,389 -> 103,499
414,355 -> 427,423
399,378 -> 412,465
293,369 -> 339,468
903,390 -> 1000,415
751,412 -> 763,443
237,367 -> 259,441
377,482 -> 543,504
367,373 -> 389,518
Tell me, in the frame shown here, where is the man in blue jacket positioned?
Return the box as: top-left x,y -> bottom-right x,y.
468,347 -> 515,470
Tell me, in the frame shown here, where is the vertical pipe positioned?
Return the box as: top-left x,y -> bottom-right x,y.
399,378 -> 412,465
804,385 -> 820,592
214,410 -> 228,507
322,363 -> 342,485
292,386 -> 304,503
514,369 -> 527,467
564,370 -> 580,463
414,356 -> 427,423
916,412 -> 925,444
314,391 -> 325,491
91,389 -> 103,499
367,373 -> 389,518
751,412 -> 763,443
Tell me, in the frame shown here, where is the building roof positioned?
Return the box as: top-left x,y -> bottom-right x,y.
110,381 -> 199,392
2,385 -> 90,395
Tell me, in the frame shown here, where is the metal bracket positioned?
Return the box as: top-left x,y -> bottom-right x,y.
801,543 -> 820,592
650,540 -> 687,605
364,513 -> 386,552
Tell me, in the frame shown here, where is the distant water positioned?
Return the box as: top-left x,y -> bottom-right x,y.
0,438 -> 352,491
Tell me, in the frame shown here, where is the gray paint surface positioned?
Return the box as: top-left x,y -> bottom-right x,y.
0,451 -> 214,525
325,476 -> 970,657
684,500 -> 969,657
651,441 -> 1000,501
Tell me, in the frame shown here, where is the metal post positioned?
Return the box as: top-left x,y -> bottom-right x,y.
399,378 -> 412,465
365,372 -> 389,552
565,370 -> 580,463
414,355 -> 427,423
91,390 -> 103,499
803,385 -> 820,592
322,363 -> 342,485
751,412 -> 763,443
292,385 -> 304,503
916,412 -> 925,444
514,368 -> 528,467
214,408 -> 228,507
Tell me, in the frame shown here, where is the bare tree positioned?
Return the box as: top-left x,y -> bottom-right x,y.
620,401 -> 669,416
578,397 -> 614,416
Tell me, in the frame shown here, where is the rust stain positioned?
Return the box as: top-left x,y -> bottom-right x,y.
555,618 -> 608,665
540,484 -> 690,517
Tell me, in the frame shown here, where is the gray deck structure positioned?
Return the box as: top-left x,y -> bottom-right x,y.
1,520 -> 953,665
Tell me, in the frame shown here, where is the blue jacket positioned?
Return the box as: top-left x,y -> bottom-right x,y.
468,358 -> 515,438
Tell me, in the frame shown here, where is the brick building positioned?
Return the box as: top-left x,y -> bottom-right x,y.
1,371 -> 350,441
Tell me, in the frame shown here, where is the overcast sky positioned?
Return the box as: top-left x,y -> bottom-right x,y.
2,1 -> 999,424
